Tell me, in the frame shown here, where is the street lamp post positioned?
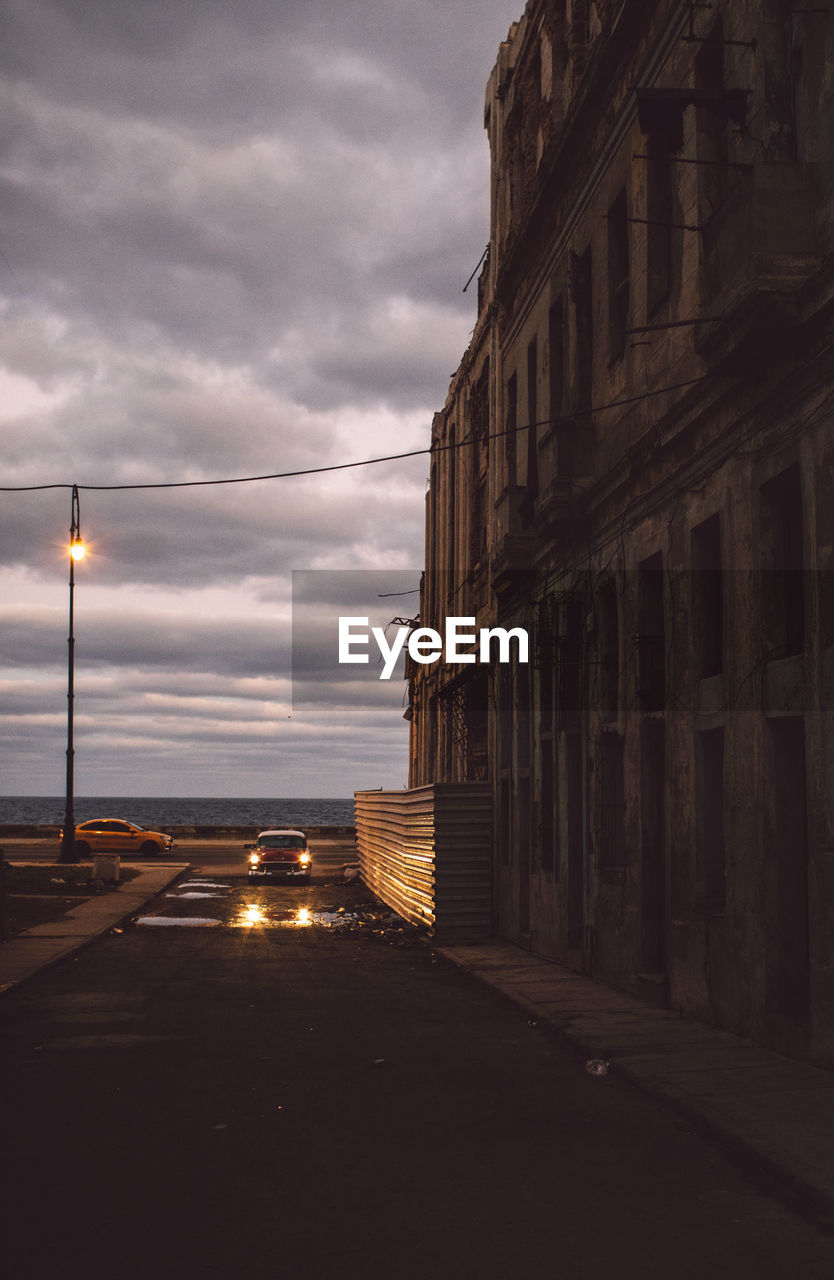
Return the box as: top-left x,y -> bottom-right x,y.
59,485 -> 84,864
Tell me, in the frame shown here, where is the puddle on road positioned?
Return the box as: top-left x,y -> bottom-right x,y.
135,916 -> 223,928
132,905 -> 358,930
132,895 -> 413,940
179,881 -> 232,891
229,903 -> 358,929
166,891 -> 226,900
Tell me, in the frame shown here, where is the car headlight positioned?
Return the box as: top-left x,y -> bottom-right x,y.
299,853 -> 311,866
249,853 -> 260,866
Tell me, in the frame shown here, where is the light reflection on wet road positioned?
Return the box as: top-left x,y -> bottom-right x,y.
134,850 -> 405,942
226,900 -> 360,930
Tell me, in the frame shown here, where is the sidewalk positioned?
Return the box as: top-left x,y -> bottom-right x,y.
0,861 -> 189,992
437,940 -> 834,1227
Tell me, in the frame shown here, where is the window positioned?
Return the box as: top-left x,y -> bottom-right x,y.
788,37 -> 801,162
506,372 -> 518,486
640,720 -> 666,973
470,476 -> 487,568
646,131 -> 673,311
549,297 -> 564,426
571,247 -> 593,413
566,735 -> 584,946
498,662 -> 513,772
526,338 -> 539,502
760,465 -> 805,658
696,728 -> 725,912
540,737 -> 557,873
692,515 -> 723,678
466,675 -> 489,782
548,295 -> 568,471
568,0 -> 592,73
695,20 -> 730,221
607,189 -> 630,360
538,599 -> 558,874
539,599 -> 557,732
469,363 -> 489,568
596,733 -> 626,882
637,552 -> 666,708
768,717 -> 809,1016
597,582 -> 619,723
517,655 -> 531,771
429,696 -> 438,782
499,776 -> 512,867
558,598 -> 583,729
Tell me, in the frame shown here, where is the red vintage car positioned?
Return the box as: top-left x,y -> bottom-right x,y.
246,829 -> 311,881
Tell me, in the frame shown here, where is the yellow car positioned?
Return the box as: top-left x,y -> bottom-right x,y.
59,818 -> 175,858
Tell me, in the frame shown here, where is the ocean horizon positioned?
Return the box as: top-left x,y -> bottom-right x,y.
0,795 -> 355,828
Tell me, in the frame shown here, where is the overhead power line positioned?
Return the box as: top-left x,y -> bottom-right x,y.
0,374 -> 711,494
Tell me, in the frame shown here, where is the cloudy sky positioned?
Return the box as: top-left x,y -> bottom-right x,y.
0,0 -> 518,799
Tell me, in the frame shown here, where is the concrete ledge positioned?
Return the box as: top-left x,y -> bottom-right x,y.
437,939 -> 834,1227
0,862 -> 190,993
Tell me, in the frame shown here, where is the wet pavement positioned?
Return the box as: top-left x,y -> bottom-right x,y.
2,868 -> 834,1279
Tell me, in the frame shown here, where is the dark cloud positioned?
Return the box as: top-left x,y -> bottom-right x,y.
2,0 -> 509,402
0,0 -> 515,793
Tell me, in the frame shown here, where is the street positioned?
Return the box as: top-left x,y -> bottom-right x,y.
2,845 -> 833,1279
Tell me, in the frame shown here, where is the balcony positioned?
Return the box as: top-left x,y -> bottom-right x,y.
490,484 -> 538,593
696,162 -> 818,371
534,469 -> 592,538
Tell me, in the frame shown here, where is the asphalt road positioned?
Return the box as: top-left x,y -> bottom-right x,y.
2,854 -> 834,1280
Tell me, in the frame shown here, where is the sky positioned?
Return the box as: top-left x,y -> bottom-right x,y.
0,0 -> 519,799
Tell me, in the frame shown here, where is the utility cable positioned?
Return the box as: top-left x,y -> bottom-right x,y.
0,375 -> 711,494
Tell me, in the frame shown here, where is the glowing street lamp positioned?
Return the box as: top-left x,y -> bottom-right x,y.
59,485 -> 84,864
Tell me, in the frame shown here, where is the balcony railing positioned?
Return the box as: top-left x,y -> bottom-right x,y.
490,484 -> 537,591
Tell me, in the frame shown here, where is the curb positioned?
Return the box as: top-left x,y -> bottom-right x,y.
435,942 -> 834,1230
0,862 -> 191,994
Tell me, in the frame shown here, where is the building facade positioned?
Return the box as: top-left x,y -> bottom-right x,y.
407,0 -> 834,1064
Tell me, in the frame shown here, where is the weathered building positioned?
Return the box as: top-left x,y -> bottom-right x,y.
407,0 -> 834,1064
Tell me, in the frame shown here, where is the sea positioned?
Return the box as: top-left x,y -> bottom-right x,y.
0,796 -> 355,829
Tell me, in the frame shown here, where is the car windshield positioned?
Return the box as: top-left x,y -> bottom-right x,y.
260,835 -> 305,849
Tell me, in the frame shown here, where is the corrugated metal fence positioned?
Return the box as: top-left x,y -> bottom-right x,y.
354,783 -> 492,943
